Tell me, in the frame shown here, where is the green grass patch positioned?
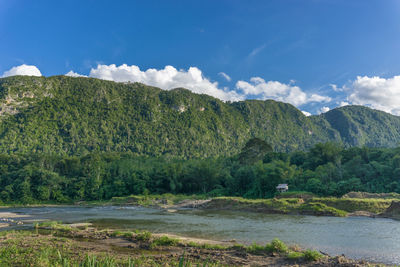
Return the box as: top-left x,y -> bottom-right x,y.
299,202 -> 348,217
151,236 -> 180,247
265,238 -> 288,253
135,230 -> 152,241
313,197 -> 393,213
187,241 -> 227,250
303,249 -> 323,261
287,251 -> 304,260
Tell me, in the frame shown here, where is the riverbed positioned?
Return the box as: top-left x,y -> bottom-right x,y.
2,205 -> 400,265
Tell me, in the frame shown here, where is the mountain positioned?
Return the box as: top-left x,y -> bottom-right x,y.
0,75 -> 399,158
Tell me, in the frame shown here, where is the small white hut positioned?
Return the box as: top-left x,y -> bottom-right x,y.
276,184 -> 288,193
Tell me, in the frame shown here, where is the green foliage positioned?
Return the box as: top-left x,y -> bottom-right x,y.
287,251 -> 304,260
111,231 -> 134,238
299,202 -> 348,217
303,249 -> 323,261
286,250 -> 323,261
135,231 -> 152,242
0,136 -> 400,204
246,243 -> 266,254
1,76 -> 400,203
151,236 -> 179,247
246,239 -> 288,255
1,76 -> 400,159
265,238 -> 289,253
238,138 -> 272,164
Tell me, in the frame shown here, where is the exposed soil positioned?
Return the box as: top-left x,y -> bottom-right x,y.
379,201 -> 400,220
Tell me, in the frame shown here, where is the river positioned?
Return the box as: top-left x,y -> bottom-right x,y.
2,205 -> 400,265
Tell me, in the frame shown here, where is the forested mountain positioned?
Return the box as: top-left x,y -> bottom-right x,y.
0,75 -> 399,157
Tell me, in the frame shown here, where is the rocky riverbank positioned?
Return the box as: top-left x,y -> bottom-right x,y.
0,222 -> 384,266
107,194 -> 400,219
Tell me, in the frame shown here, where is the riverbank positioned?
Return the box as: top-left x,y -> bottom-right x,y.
105,193 -> 400,219
0,222 -> 384,266
2,192 -> 400,220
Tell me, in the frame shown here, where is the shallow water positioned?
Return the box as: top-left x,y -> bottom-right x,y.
3,205 -> 400,264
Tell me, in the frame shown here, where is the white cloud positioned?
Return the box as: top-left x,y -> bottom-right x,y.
218,72 -> 231,82
347,75 -> 400,115
1,64 -> 340,112
302,110 -> 312,116
89,64 -> 243,101
339,101 -> 349,107
318,106 -> 330,114
65,71 -> 87,77
329,84 -> 344,92
235,77 -> 331,106
248,44 -> 267,58
1,64 -> 42,77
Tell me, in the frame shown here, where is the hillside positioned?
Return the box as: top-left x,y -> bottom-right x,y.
0,75 -> 398,157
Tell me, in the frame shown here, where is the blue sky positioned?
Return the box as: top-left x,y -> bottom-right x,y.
1,0 -> 400,115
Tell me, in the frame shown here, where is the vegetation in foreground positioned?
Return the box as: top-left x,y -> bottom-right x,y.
0,222 -> 381,267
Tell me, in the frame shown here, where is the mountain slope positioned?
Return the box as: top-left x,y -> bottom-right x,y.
0,75 -> 398,157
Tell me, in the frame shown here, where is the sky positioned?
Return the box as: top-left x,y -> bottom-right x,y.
1,0 -> 400,115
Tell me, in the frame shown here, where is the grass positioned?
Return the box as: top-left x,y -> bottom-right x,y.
299,202 -> 348,217
0,225 -> 328,266
110,230 -> 134,238
2,193 -> 394,219
265,238 -> 289,253
244,238 -> 323,262
151,236 -> 180,247
34,221 -> 76,232
313,197 -> 393,213
303,249 -> 324,261
110,193 -> 208,207
208,196 -> 349,217
187,241 -> 228,250
246,238 -> 288,254
0,230 -> 225,266
135,230 -> 152,241
287,251 -> 304,260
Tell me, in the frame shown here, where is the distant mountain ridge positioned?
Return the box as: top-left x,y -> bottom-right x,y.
0,75 -> 399,157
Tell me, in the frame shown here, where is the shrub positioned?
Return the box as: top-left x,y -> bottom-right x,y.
287,251 -> 304,260
265,238 -> 288,253
152,236 -> 179,247
247,242 -> 266,254
135,231 -> 152,241
303,249 -> 323,261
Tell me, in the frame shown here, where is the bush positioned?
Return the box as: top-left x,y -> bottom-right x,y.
287,251 -> 304,260
151,236 -> 179,247
135,231 -> 152,241
246,243 -> 266,254
265,238 -> 288,253
303,249 -> 323,261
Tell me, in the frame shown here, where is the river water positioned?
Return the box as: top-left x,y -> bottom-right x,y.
3,205 -> 400,265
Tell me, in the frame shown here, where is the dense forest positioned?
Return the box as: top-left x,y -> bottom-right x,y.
1,76 -> 400,203
1,76 -> 400,158
1,141 -> 400,203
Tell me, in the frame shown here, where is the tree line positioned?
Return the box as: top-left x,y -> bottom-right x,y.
0,142 -> 400,203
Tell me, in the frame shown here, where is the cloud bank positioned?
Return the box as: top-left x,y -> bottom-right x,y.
7,63 -> 400,117
235,77 -> 331,106
90,64 -> 242,101
65,70 -> 87,77
347,75 -> 400,115
1,64 -> 42,77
